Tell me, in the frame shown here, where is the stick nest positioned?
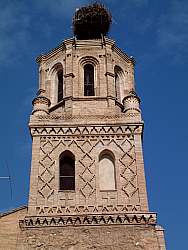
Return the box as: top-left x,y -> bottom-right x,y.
73,2 -> 112,39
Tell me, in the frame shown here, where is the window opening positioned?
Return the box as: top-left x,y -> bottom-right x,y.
115,72 -> 118,98
84,64 -> 94,96
58,70 -> 63,102
114,66 -> 124,103
59,151 -> 75,190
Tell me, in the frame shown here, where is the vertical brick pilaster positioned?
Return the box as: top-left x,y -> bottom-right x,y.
156,225 -> 166,250
134,131 -> 149,211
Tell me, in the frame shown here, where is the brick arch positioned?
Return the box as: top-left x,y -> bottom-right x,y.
78,56 -> 100,97
79,56 -> 99,67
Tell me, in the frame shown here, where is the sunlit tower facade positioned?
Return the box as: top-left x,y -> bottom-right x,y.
0,3 -> 166,249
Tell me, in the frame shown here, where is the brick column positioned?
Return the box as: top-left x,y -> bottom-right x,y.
134,130 -> 149,211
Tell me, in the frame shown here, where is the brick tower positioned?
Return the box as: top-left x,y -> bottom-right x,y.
15,3 -> 166,249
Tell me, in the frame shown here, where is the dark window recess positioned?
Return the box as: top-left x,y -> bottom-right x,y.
84,64 -> 94,96
115,72 -> 118,82
59,153 -> 75,191
58,71 -> 63,102
115,72 -> 118,97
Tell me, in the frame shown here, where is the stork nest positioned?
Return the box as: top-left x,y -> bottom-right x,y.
73,2 -> 112,40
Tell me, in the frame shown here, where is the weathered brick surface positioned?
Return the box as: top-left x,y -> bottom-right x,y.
17,225 -> 162,250
0,207 -> 27,250
0,208 -> 165,250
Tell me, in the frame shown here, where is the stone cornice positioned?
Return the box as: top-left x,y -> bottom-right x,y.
112,44 -> 133,64
36,43 -> 65,64
36,39 -> 73,64
29,113 -> 143,129
19,212 -> 157,229
30,113 -> 142,122
35,37 -> 133,65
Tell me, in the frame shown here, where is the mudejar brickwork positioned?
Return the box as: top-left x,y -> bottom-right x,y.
0,3 -> 166,249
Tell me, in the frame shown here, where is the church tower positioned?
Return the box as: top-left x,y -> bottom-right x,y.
18,3 -> 166,249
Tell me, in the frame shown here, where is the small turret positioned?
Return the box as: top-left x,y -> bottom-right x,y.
32,89 -> 51,115
123,90 -> 140,113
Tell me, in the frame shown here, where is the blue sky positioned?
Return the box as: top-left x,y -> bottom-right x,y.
0,0 -> 187,249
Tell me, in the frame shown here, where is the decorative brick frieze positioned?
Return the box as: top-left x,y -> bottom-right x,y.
19,212 -> 156,229
30,113 -> 141,123
30,125 -> 143,136
35,204 -> 141,215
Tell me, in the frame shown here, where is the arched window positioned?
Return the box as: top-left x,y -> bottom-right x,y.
59,151 -> 75,191
49,63 -> 64,105
114,66 -> 125,103
99,150 -> 116,191
84,64 -> 94,96
57,70 -> 63,102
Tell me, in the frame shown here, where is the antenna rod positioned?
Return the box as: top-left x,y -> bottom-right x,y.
5,161 -> 13,202
0,161 -> 13,202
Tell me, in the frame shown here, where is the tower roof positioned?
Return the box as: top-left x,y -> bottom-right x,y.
72,2 -> 112,40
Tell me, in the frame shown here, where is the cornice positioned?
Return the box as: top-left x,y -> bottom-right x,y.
30,113 -> 142,121
36,39 -> 73,64
112,44 -> 134,64
36,37 -> 133,65
29,113 -> 143,126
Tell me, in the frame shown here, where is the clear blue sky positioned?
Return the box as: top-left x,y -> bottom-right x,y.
0,0 -> 187,249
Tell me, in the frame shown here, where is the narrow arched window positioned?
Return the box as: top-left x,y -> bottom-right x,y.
115,71 -> 118,98
57,70 -> 63,102
99,150 -> 116,191
59,151 -> 75,191
114,66 -> 124,103
84,64 -> 94,96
